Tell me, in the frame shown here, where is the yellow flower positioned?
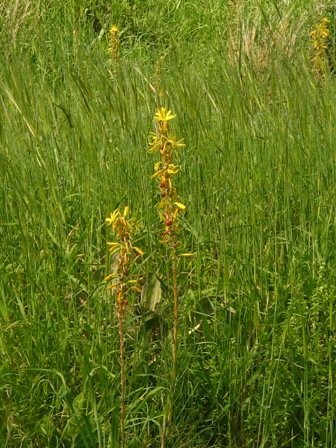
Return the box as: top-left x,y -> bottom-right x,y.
167,164 -> 179,175
149,133 -> 160,153
107,242 -> 120,252
151,169 -> 164,179
134,246 -> 144,256
104,273 -> 117,282
166,137 -> 185,150
123,206 -> 130,217
154,107 -> 175,123
174,202 -> 186,210
106,209 -> 120,225
154,161 -> 162,171
110,25 -> 119,34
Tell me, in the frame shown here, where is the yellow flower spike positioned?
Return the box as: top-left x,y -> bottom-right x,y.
149,107 -> 190,445
104,204 -> 143,448
174,202 -> 186,210
110,26 -> 120,57
311,17 -> 331,78
110,25 -> 120,77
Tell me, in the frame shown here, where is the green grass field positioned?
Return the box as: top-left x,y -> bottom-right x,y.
1,1 -> 336,446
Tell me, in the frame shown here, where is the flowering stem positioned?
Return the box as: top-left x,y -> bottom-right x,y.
105,207 -> 143,448
118,306 -> 126,448
161,249 -> 178,448
172,249 -> 178,383
150,108 -> 186,447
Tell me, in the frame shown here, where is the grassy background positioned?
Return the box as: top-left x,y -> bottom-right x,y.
1,0 -> 336,446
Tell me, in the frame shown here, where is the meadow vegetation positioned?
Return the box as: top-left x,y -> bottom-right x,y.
1,1 -> 336,446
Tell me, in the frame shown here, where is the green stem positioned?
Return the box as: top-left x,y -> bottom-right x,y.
161,249 -> 178,448
172,250 -> 178,383
118,307 -> 126,448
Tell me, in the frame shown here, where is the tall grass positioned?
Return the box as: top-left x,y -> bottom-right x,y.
1,0 -> 336,446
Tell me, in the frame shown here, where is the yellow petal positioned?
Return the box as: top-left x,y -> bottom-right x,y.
167,164 -> 179,175
154,107 -> 176,122
154,161 -> 162,171
151,170 -> 164,179
123,206 -> 130,217
175,139 -> 185,148
134,247 -> 144,256
104,273 -> 116,282
110,25 -> 119,34
174,202 -> 186,210
106,209 -> 120,224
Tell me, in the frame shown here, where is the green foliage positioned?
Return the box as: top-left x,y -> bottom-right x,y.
0,0 -> 336,447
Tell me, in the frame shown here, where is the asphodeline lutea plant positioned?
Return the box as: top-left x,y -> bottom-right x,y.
150,108 -> 186,248
311,17 -> 330,77
105,206 -> 143,448
109,25 -> 120,76
149,107 -> 186,447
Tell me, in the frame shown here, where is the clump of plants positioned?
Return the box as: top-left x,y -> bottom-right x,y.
104,108 -> 187,447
